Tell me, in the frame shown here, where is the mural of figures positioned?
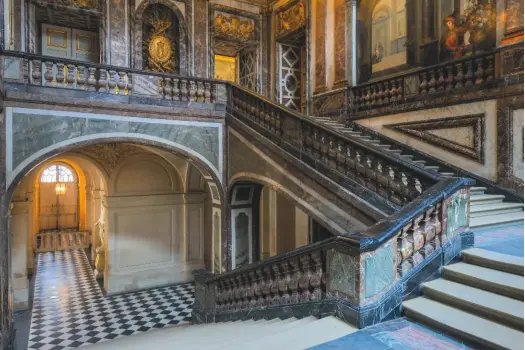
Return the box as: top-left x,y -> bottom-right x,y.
440,0 -> 497,61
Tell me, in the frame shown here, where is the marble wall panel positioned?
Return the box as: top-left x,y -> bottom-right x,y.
6,107 -> 223,189
194,0 -> 208,77
109,0 -> 129,67
327,249 -> 358,304
333,0 -> 346,87
363,240 -> 395,300
314,0 -> 326,93
512,109 -> 524,180
357,100 -> 498,181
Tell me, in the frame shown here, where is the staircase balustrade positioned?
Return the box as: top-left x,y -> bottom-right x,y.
34,230 -> 90,252
230,85 -> 438,206
349,52 -> 496,111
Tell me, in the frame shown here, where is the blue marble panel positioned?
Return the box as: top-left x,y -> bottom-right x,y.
365,241 -> 395,298
445,192 -> 468,237
8,108 -> 222,184
328,251 -> 358,300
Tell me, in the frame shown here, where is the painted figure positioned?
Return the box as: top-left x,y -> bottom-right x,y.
440,16 -> 466,61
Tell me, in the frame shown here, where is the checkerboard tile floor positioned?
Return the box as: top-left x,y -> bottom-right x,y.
28,249 -> 194,349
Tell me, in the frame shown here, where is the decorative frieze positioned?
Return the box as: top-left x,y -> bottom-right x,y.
276,0 -> 306,36
213,11 -> 256,41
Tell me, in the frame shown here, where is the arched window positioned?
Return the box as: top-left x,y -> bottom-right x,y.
40,164 -> 74,183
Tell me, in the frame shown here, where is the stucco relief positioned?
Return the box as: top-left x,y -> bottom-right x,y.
276,0 -> 306,36
214,11 -> 255,41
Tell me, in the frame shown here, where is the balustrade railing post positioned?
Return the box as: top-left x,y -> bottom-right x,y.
30,60 -> 42,86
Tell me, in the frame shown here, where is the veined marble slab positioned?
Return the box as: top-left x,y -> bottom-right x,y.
5,107 -> 223,189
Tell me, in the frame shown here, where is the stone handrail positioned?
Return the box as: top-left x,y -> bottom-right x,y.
229,84 -> 440,206
348,51 -> 496,112
1,50 -> 227,103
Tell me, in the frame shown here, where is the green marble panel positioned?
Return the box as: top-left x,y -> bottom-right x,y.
365,240 -> 394,298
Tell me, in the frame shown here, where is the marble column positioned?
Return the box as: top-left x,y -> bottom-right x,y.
333,0 -> 347,88
314,0 -> 327,93
260,6 -> 273,98
194,0 -> 208,77
0,108 -> 14,349
109,0 -> 129,67
420,0 -> 438,65
346,0 -> 358,86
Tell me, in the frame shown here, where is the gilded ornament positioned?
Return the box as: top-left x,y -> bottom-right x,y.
149,35 -> 173,64
277,1 -> 306,35
214,12 -> 255,40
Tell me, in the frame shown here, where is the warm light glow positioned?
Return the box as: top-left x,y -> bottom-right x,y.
55,183 -> 66,195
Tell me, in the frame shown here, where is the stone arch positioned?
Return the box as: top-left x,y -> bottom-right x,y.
133,0 -> 190,74
7,134 -> 224,203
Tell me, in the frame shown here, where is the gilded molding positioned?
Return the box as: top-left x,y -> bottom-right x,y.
276,0 -> 306,36
213,11 -> 256,41
386,114 -> 485,163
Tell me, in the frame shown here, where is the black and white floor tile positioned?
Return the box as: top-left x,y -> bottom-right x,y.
28,249 -> 194,350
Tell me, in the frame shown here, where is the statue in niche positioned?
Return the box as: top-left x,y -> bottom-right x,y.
372,42 -> 384,64
143,4 -> 178,73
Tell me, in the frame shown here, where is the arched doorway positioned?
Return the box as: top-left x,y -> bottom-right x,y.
38,163 -> 79,231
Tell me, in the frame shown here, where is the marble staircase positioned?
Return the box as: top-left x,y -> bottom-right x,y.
313,117 -> 524,229
82,316 -> 357,350
403,248 -> 524,350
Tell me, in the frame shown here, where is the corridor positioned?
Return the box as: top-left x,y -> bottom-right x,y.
27,250 -> 194,349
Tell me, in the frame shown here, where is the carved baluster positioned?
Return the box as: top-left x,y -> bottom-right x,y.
354,150 -> 366,186
404,172 -> 420,200
86,67 -> 97,91
437,68 -> 445,92
163,78 -> 172,99
312,129 -> 320,159
320,133 -> 329,163
345,145 -> 356,180
65,64 -> 76,89
390,79 -> 398,101
336,141 -> 346,173
327,136 -> 337,169
364,87 -> 371,105
376,159 -> 389,199
445,64 -> 454,91
365,154 -> 378,192
197,81 -> 205,102
288,258 -> 301,304
180,79 -> 189,101
474,58 -> 484,85
117,72 -> 127,95
275,112 -> 282,138
44,61 -> 55,87
389,166 -> 405,206
56,63 -> 66,87
31,60 -> 42,85
309,252 -> 324,301
304,124 -> 313,155
383,81 -> 391,103
370,85 -> 377,104
76,66 -> 87,90
464,60 -> 474,87
454,62 -> 464,89
107,70 -> 117,93
428,70 -> 437,94
204,82 -> 212,102
261,267 -> 272,306
419,72 -> 428,95
171,78 -> 180,101
248,271 -> 257,308
376,83 -> 383,104
397,78 -> 403,100
271,264 -> 281,305
298,255 -> 312,301
485,56 -> 494,82
189,80 -> 197,101
127,73 -> 132,95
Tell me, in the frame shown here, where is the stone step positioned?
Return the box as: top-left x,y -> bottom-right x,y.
403,297 -> 524,350
422,278 -> 524,330
440,172 -> 456,177
443,262 -> 524,300
245,316 -> 357,350
470,186 -> 487,195
470,211 -> 524,228
424,165 -> 441,171
462,248 -> 524,276
469,202 -> 524,218
388,149 -> 403,154
376,144 -> 391,149
412,160 -> 427,166
470,194 -> 506,205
